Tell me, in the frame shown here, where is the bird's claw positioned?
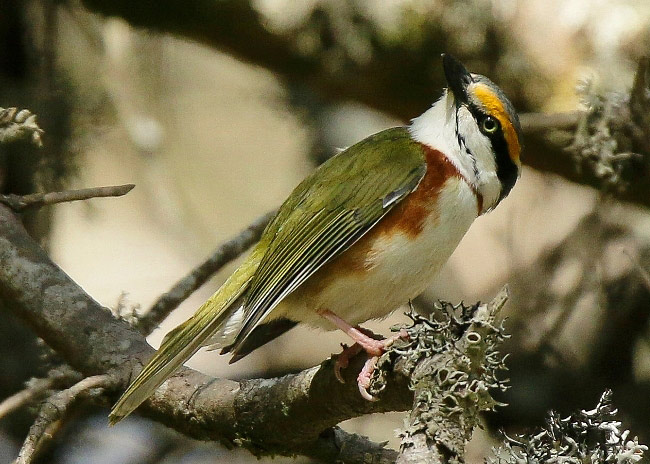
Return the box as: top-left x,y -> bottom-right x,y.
357,356 -> 379,401
333,343 -> 362,383
331,327 -> 409,398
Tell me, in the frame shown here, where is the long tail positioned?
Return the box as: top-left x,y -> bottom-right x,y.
109,252 -> 261,425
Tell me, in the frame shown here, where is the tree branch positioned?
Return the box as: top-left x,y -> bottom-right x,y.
137,210 -> 276,335
307,427 -> 398,464
390,289 -> 509,462
624,249 -> 650,292
0,200 -> 514,462
0,366 -> 81,420
518,111 -> 581,134
0,202 -> 410,460
14,374 -> 113,464
0,184 -> 135,212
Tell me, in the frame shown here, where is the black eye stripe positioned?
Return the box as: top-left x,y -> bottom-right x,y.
466,105 -> 518,200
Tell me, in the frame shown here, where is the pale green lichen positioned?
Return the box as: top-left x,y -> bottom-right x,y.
372,299 -> 509,452
487,390 -> 647,464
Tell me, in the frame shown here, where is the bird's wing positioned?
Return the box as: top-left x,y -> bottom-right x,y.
230,127 -> 427,354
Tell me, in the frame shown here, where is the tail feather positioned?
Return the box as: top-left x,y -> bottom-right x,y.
109,252 -> 261,425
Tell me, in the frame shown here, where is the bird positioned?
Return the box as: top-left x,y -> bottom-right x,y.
109,54 -> 522,424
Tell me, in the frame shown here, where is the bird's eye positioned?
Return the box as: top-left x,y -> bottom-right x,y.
481,116 -> 499,134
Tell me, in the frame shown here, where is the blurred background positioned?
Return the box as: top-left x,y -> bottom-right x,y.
1,0 -> 650,462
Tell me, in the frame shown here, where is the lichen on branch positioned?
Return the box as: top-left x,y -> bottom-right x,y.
488,390 -> 647,463
369,287 -> 511,463
566,58 -> 650,193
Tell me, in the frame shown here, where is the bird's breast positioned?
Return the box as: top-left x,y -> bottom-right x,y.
277,148 -> 480,329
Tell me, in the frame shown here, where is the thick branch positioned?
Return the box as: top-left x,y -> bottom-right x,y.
391,290 -> 509,463
0,203 -> 409,460
138,210 -> 275,334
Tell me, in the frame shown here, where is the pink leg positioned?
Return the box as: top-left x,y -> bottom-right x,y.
318,309 -> 393,356
318,309 -> 408,399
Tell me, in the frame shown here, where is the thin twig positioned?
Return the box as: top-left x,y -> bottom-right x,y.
136,209 -> 276,334
488,284 -> 510,315
14,374 -> 113,464
0,380 -> 56,420
0,366 -> 81,420
0,184 -> 135,212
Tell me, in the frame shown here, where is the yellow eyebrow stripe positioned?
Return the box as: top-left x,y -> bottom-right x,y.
472,84 -> 521,165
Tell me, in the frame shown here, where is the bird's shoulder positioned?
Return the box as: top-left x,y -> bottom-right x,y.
259,127 -> 427,240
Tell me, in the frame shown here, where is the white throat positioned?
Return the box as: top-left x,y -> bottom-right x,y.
408,90 -> 502,212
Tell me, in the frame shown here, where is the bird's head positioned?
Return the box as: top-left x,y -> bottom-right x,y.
409,54 -> 522,212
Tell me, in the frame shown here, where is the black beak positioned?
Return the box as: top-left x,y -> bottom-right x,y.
442,54 -> 472,105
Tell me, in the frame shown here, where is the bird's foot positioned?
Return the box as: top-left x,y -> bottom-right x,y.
355,329 -> 408,400
331,327 -> 409,400
318,309 -> 409,399
332,327 -> 397,383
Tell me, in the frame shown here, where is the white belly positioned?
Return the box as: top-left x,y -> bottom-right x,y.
275,177 -> 478,329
